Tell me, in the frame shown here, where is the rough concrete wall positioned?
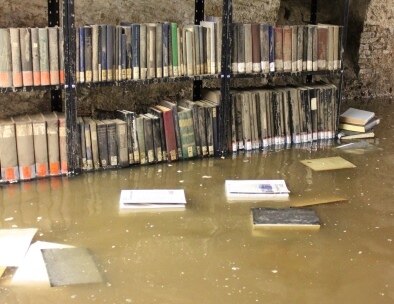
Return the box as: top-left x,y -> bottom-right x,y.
357,0 -> 394,98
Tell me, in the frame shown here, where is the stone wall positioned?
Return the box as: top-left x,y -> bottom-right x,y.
0,0 -> 392,119
356,0 -> 394,99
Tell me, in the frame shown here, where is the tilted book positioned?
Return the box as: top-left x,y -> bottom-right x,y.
339,107 -> 375,125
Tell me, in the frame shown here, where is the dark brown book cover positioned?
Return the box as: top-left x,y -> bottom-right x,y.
155,105 -> 177,161
274,26 -> 283,72
317,26 -> 328,70
282,26 -> 292,72
251,23 -> 261,73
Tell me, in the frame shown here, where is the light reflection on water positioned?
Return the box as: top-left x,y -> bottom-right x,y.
0,102 -> 393,304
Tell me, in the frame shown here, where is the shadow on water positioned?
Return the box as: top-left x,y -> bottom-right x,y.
0,100 -> 393,303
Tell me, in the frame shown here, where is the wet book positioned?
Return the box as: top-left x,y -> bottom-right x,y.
119,189 -> 187,210
225,179 -> 290,201
251,207 -> 320,230
41,247 -> 103,287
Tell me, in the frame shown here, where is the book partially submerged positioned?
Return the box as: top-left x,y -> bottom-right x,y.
225,180 -> 290,201
338,117 -> 380,133
119,189 -> 187,209
252,207 -> 320,230
300,156 -> 356,171
337,130 -> 375,140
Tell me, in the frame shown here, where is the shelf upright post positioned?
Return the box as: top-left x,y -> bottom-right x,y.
338,0 -> 350,116
306,0 -> 318,84
193,0 -> 205,101
63,0 -> 80,174
48,0 -> 62,112
218,0 -> 232,156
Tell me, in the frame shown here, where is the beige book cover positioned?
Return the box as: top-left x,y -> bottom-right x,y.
300,156 -> 356,171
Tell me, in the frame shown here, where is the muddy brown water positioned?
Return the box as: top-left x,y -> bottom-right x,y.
0,100 -> 393,304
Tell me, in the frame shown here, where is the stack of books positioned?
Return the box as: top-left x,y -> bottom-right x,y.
338,108 -> 380,140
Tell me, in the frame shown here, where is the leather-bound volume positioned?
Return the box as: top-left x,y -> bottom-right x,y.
282,26 -> 292,72
274,26 -> 283,72
154,105 -> 178,161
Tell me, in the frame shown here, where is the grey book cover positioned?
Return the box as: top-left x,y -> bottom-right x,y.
0,28 -> 13,87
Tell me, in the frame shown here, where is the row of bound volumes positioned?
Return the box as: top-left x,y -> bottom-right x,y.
76,17 -> 222,83
77,97 -> 219,171
220,84 -> 338,152
0,27 -> 64,88
0,112 -> 67,183
232,23 -> 342,74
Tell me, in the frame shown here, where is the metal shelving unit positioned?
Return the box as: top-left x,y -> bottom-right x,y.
217,0 -> 350,155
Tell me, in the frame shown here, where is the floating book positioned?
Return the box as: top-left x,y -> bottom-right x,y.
119,189 -> 187,209
337,130 -> 375,140
300,156 -> 356,171
41,247 -> 103,287
251,207 -> 320,229
225,180 -> 290,201
339,107 -> 375,126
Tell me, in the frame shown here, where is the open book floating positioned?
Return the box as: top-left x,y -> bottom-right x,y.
252,207 -> 320,230
119,189 -> 187,209
225,180 -> 290,201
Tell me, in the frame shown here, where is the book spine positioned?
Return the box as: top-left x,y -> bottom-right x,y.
31,119 -> 49,177
76,27 -> 80,83
307,26 -> 313,71
291,26 -> 297,72
48,27 -> 60,85
57,113 -> 68,174
139,24 -> 147,79
251,23 -> 261,73
282,26 -> 292,72
274,26 -> 283,72
296,25 -> 303,72
106,121 -> 118,166
178,110 -> 197,159
78,27 -> 85,83
132,24 -> 140,79
136,116 -> 147,164
58,28 -> 65,84
84,26 -> 93,83
312,25 -> 318,71
83,119 -> 93,170
15,120 -> 36,180
47,116 -> 61,175
88,120 -> 100,169
171,23 -> 179,76
0,121 -> 19,182
162,23 -> 169,77
231,23 -> 238,73
10,28 -> 23,87
97,122 -> 109,168
147,24 -> 156,79
268,26 -> 275,72
244,24 -> 253,73
151,116 -> 163,162
124,26 -> 132,80
100,25 -> 107,81
0,29 -> 13,87
92,24 -> 99,82
106,25 -> 114,81
121,32 -> 127,80
19,28 -> 33,86
155,23 -> 163,78
237,23 -> 245,73
317,27 -> 328,70
259,24 -> 269,73
38,28 -> 50,85
115,120 -> 129,167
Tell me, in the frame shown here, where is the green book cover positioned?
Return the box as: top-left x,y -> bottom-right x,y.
177,106 -> 197,159
170,23 -> 178,76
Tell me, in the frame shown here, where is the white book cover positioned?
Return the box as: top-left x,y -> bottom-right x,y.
225,180 -> 290,201
119,189 -> 187,209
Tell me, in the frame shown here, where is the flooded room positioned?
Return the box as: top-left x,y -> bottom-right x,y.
0,0 -> 393,303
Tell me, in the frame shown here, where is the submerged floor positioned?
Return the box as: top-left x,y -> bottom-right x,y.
0,100 -> 393,304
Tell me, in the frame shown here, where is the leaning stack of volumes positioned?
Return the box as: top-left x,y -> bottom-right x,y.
75,18 -> 222,83
0,26 -> 64,88
337,108 -> 380,140
0,112 -> 67,183
231,23 -> 342,74
204,84 -> 338,153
